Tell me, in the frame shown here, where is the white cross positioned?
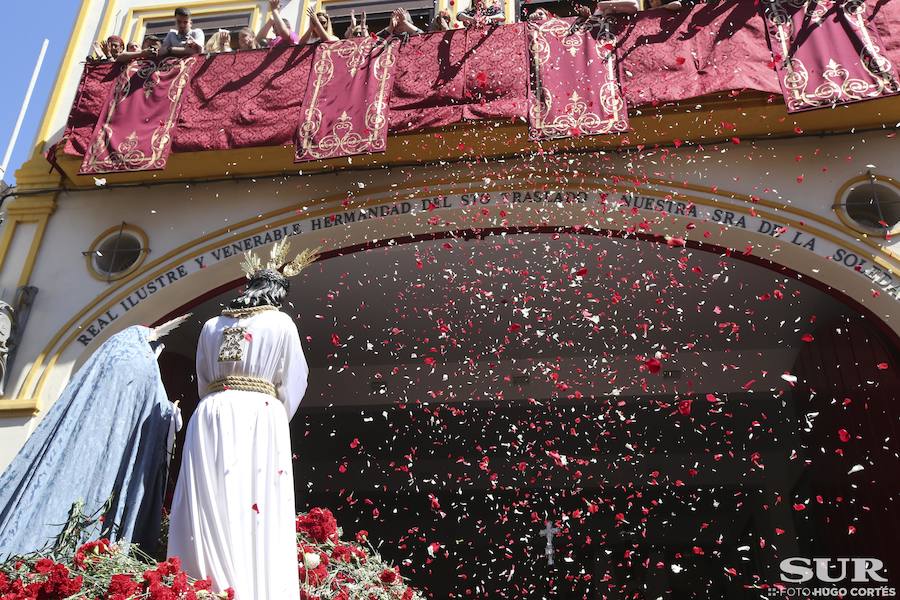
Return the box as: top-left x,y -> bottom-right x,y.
539,520 -> 560,566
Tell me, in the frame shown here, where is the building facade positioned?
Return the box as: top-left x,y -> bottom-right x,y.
2,0 -> 900,597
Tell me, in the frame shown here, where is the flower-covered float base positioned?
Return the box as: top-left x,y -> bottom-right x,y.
295,508 -> 423,600
0,506 -> 424,600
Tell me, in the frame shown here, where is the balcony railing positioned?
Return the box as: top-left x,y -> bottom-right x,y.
52,0 -> 900,182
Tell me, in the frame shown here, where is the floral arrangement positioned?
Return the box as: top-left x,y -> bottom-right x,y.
0,507 -> 423,600
0,540 -> 227,600
295,508 -> 424,600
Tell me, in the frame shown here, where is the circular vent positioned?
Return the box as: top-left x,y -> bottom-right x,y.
86,225 -> 148,281
836,176 -> 900,237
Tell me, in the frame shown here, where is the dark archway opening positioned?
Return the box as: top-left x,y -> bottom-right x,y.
157,229 -> 900,599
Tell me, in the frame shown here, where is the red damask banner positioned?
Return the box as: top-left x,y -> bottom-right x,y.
294,39 -> 398,163
80,57 -> 196,174
527,16 -> 629,142
761,0 -> 900,112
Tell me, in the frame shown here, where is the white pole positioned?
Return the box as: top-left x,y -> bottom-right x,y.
0,39 -> 49,181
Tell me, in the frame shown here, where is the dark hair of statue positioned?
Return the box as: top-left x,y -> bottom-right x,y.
229,269 -> 289,309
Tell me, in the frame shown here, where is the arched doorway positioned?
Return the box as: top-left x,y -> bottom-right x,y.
153,228 -> 900,598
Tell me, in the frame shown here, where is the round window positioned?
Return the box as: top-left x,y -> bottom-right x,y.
836,177 -> 900,237
85,225 -> 149,281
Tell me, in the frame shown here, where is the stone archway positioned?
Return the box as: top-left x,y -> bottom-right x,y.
148,227 -> 900,599
18,178 -> 900,420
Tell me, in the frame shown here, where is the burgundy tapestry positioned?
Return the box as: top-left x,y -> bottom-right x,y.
80,57 -> 196,174
761,0 -> 900,112
56,62 -> 121,159
174,45 -> 314,152
526,15 -> 629,141
294,38 -> 399,163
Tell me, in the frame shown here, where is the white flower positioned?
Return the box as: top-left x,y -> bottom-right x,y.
303,552 -> 321,570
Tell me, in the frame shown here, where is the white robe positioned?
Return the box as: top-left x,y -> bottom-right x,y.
168,309 -> 308,600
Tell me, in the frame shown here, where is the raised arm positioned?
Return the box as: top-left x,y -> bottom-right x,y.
594,0 -> 640,15
456,10 -> 475,24
344,9 -> 358,39
87,40 -> 107,62
257,18 -> 274,45
391,9 -> 421,34
305,6 -> 338,42
269,0 -> 294,40
114,49 -> 147,63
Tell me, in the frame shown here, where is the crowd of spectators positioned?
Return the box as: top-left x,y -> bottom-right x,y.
87,0 -> 710,63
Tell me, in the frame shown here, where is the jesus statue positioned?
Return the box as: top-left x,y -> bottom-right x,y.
167,241 -> 317,599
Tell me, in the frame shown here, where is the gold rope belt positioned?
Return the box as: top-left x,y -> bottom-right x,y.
206,376 -> 276,397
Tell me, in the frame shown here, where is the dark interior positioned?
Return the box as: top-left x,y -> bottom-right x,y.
157,232 -> 900,599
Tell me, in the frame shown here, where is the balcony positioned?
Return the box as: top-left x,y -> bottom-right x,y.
52,1 -> 900,187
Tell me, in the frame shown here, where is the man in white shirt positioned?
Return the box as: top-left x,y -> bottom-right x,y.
161,7 -> 205,56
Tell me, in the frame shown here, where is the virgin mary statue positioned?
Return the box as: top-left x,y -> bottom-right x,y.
167,241 -> 316,600
0,323 -> 184,559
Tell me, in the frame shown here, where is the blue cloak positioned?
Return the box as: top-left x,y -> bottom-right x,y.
0,326 -> 176,558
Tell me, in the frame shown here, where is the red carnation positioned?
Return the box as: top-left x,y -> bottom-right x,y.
331,544 -> 355,563
37,561 -> 83,597
194,578 -> 213,591
34,557 -> 56,573
147,584 -> 179,600
379,567 -> 398,585
74,538 -> 111,569
296,507 -> 339,543
299,544 -> 330,586
107,574 -> 140,599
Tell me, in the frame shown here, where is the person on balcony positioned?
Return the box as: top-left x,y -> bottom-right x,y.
112,34 -> 163,63
344,10 -> 370,39
161,7 -> 205,56
429,9 -> 453,31
258,0 -> 301,47
457,0 -> 506,27
299,6 -> 339,44
647,0 -> 708,10
204,28 -> 260,53
87,35 -> 124,62
205,30 -> 233,53
379,8 -> 424,37
589,0 -> 640,15
236,27 -> 260,50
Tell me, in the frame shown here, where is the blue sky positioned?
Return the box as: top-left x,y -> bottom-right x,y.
0,3 -> 81,184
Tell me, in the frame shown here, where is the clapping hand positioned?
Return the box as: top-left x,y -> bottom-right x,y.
269,0 -> 280,11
